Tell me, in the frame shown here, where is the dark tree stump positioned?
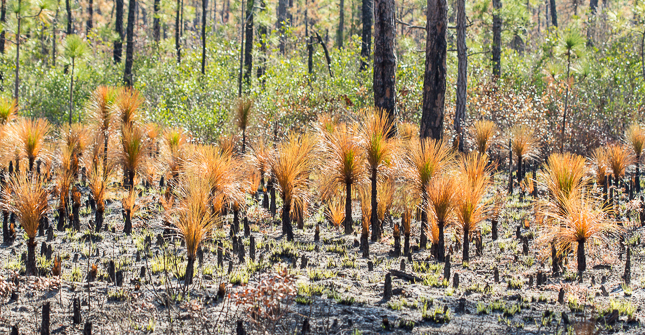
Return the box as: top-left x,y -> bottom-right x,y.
522,236 -> 529,256
73,297 -> 82,324
116,270 -> 124,286
314,223 -> 320,242
384,273 -> 392,300
558,288 -> 564,304
491,219 -> 498,241
624,247 -> 631,285
108,260 -> 116,283
41,302 -> 50,335
300,255 -> 308,269
236,320 -> 246,335
444,255 -> 451,282
83,321 -> 92,335
400,259 -> 405,272
244,217 -> 250,237
494,267 -> 499,283
249,236 -> 256,262
10,325 -> 18,335
368,261 -> 374,271
217,243 -> 224,268
453,273 -> 459,289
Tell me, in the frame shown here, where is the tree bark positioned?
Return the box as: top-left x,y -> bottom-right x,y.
243,0 -> 254,85
114,0 -> 124,63
123,0 -> 136,86
419,0 -> 447,139
66,0 -> 72,34
27,237 -> 37,276
283,198 -> 293,241
360,0 -> 372,69
257,0 -> 267,83
491,0 -> 501,78
455,0 -> 466,152
153,0 -> 161,42
277,0 -> 288,53
344,183 -> 353,234
86,0 -> 93,34
438,221 -> 445,262
373,0 -> 396,123
420,190 -> 428,248
370,168 -> 379,241
337,0 -> 344,48
549,0 -> 557,27
184,256 -> 195,285
201,0 -> 208,74
13,13 -> 21,103
175,0 -> 181,63
237,0 -> 245,96
52,1 -> 59,66
462,227 -> 469,262
68,59 -> 75,125
577,240 -> 585,274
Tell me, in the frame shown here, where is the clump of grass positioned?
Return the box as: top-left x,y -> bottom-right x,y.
172,173 -> 217,285
0,97 -> 17,125
606,143 -> 635,182
472,120 -> 497,155
0,171 -> 49,276
8,118 -> 50,171
358,107 -> 396,241
235,96 -> 253,154
403,138 -> 454,249
318,122 -> 365,234
268,133 -> 317,241
454,152 -> 491,262
427,172 -> 457,261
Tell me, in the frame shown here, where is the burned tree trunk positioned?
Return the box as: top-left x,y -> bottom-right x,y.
419,0 -> 447,139
360,0 -> 372,69
123,0 -> 137,86
114,0 -> 124,63
243,0 -> 254,85
373,0 -> 396,123
454,0 -> 466,152
491,0 -> 501,78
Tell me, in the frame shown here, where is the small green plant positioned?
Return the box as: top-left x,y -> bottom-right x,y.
507,277 -> 524,289
422,303 -> 451,324
296,296 -> 313,305
621,283 -> 632,296
307,269 -> 337,281
477,302 -> 490,314
599,299 -> 636,319
568,295 -> 584,313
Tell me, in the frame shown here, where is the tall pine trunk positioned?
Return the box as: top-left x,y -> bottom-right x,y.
360,0 -> 372,69
114,0 -> 124,63
549,0 -> 557,27
277,0 -> 287,53
337,0 -> 344,48
175,0 -> 181,63
86,0 -> 93,33
52,1 -> 59,66
491,0 -> 501,78
13,13 -> 21,102
68,59 -> 75,125
0,0 -> 6,84
455,0 -> 466,152
419,0 -> 447,139
201,0 -> 208,74
243,0 -> 254,84
153,0 -> 161,42
123,0 -> 136,86
257,0 -> 267,81
373,0 -> 396,123
66,0 -> 72,34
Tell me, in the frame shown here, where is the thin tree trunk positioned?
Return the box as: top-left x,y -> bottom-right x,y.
344,183 -> 353,234
419,0 -> 447,139
68,59 -> 75,125
360,0 -> 372,69
560,53 -> 571,153
491,0 -> 501,78
201,0 -> 208,74
237,0 -> 245,96
123,0 -> 136,86
257,0 -> 267,82
337,0 -> 344,48
549,0 -> 557,27
87,0 -> 93,33
114,0 -> 124,63
52,1 -> 59,66
455,0 -> 466,152
0,0 -> 5,85
370,168 -> 379,241
420,190 -> 428,248
154,0 -> 161,42
305,0 -> 313,75
243,0 -> 253,85
373,0 -> 396,124
175,0 -> 181,63
462,227 -> 469,262
66,0 -> 72,34
13,14 -> 21,103
277,0 -> 287,53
